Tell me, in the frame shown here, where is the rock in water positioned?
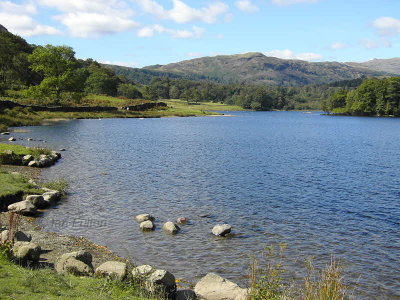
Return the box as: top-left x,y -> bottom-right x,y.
162,221 -> 180,234
177,217 -> 188,224
140,220 -> 155,231
135,213 -> 154,223
95,261 -> 127,280
8,137 -> 16,141
26,195 -> 47,208
211,224 -> 232,236
194,273 -> 248,300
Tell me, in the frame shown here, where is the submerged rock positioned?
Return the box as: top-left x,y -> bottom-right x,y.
140,220 -> 155,231
162,221 -> 180,235
135,213 -> 154,223
211,224 -> 232,237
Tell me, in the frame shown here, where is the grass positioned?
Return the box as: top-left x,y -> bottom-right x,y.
42,178 -> 68,194
0,169 -> 42,199
249,245 -> 348,300
0,143 -> 53,165
165,98 -> 246,111
0,254 -> 152,300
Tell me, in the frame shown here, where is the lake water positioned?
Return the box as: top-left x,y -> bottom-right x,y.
9,111 -> 400,299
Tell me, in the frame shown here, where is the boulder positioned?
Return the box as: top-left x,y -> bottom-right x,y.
175,289 -> 197,300
162,221 -> 180,235
59,148 -> 66,151
13,242 -> 41,262
8,137 -> 16,141
8,200 -> 37,215
211,224 -> 232,237
95,261 -> 127,280
135,213 -> 154,223
140,220 -> 155,231
28,160 -> 39,167
27,138 -> 33,141
22,155 -> 33,165
146,269 -> 176,297
132,264 -> 154,277
42,190 -> 61,204
51,151 -> 62,158
26,195 -> 47,208
194,273 -> 248,300
1,132 -> 10,135
56,250 -> 93,276
177,217 -> 188,224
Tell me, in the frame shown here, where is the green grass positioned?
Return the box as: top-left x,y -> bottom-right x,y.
0,254 -> 151,300
0,170 -> 42,198
165,99 -> 246,111
42,178 -> 68,194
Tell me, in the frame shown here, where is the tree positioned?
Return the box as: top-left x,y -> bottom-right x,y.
117,83 -> 143,99
84,62 -> 120,96
27,45 -> 85,105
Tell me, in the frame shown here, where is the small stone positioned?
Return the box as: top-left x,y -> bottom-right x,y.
59,148 -> 66,151
1,132 -> 10,135
140,220 -> 155,231
8,137 -> 16,141
28,160 -> 38,167
177,217 -> 188,224
162,221 -> 180,235
27,138 -> 33,141
212,224 -> 232,237
135,213 -> 154,223
8,200 -> 37,215
22,155 -> 33,165
0,230 -> 32,243
95,261 -> 127,280
132,265 -> 154,277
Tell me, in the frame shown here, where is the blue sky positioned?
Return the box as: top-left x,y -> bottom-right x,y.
1,0 -> 399,67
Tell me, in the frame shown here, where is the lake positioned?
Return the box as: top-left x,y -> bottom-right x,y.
10,111 -> 400,299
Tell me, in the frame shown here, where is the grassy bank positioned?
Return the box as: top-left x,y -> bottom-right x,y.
0,170 -> 42,199
0,254 -> 150,300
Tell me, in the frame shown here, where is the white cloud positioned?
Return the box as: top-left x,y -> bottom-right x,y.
373,17 -> 400,36
271,0 -> 318,5
134,0 -> 229,23
235,0 -> 259,13
137,24 -> 204,38
264,49 -> 323,61
359,39 -> 378,49
0,1 -> 61,36
330,42 -> 347,50
39,0 -> 137,37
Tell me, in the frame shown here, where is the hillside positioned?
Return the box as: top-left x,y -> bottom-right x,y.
347,58 -> 400,75
137,52 -> 389,86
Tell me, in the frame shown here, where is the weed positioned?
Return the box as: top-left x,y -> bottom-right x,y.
42,178 -> 68,194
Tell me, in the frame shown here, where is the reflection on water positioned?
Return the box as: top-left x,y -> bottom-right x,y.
11,112 -> 400,299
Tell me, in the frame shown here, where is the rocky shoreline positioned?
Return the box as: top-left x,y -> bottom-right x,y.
0,147 -> 249,300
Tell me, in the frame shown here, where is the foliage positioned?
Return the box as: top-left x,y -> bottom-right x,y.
42,179 -> 68,194
27,45 -> 86,105
118,83 -> 143,99
323,77 -> 400,116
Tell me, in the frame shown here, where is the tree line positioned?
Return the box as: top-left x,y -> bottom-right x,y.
322,77 -> 400,116
1,27 -> 368,110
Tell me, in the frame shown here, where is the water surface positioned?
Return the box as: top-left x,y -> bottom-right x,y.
10,112 -> 400,299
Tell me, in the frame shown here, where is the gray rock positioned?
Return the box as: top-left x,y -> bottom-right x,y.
26,195 -> 47,208
8,137 -> 16,141
95,261 -> 127,280
1,132 -> 10,135
132,264 -> 154,277
13,242 -> 41,262
140,220 -> 155,231
51,150 -> 62,158
56,251 -> 93,276
175,289 -> 197,300
59,148 -> 66,151
211,224 -> 232,237
177,217 -> 188,224
163,221 -> 180,235
28,160 -> 39,167
135,213 -> 154,223
42,190 -> 61,204
8,200 -> 37,215
27,138 -> 33,141
146,269 -> 176,297
22,155 -> 33,165
1,230 -> 32,243
194,273 -> 248,300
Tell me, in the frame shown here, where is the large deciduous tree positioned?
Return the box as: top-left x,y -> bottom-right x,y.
27,45 -> 85,105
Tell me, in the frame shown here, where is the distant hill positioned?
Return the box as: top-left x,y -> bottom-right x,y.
347,58 -> 400,75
